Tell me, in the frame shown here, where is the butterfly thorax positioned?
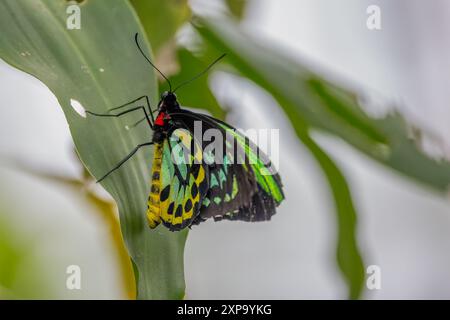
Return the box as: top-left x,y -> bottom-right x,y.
152,91 -> 180,143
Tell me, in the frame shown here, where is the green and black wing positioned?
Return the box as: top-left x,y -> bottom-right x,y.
147,127 -> 209,231
169,109 -> 284,226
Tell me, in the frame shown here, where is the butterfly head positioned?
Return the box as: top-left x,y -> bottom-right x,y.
159,91 -> 179,112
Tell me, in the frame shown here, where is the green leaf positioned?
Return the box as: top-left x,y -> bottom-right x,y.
195,16 -> 450,192
225,0 -> 248,19
297,131 -> 365,299
163,47 -> 226,119
0,0 -> 187,299
130,0 -> 191,54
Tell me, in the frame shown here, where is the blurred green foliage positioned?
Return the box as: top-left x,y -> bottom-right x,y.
130,0 -> 191,54
14,161 -> 137,299
0,214 -> 52,299
192,15 -> 450,297
131,0 -> 225,119
226,0 -> 248,19
195,17 -> 450,192
164,48 -> 226,119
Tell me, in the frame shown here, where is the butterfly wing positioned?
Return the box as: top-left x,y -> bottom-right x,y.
169,109 -> 284,225
146,127 -> 209,231
199,116 -> 284,223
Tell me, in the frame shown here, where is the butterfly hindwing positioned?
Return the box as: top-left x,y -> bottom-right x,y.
219,120 -> 284,204
169,110 -> 284,225
147,128 -> 209,231
199,120 -> 284,223
194,158 -> 257,223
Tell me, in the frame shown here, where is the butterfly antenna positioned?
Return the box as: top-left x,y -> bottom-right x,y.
135,33 -> 172,92
173,53 -> 226,93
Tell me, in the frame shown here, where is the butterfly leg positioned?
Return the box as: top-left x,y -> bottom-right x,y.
108,95 -> 155,125
87,106 -> 153,130
96,142 -> 154,183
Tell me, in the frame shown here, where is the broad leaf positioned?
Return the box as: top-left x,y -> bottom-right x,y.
0,0 -> 187,299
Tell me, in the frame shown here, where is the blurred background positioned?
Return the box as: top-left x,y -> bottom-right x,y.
1,0 -> 450,299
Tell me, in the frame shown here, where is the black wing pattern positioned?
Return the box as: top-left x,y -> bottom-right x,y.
168,109 -> 284,226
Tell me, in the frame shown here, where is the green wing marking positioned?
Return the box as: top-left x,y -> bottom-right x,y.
193,116 -> 285,225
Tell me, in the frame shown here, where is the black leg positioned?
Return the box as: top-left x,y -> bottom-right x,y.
97,142 -> 154,183
109,95 -> 155,125
87,106 -> 153,130
129,109 -> 159,129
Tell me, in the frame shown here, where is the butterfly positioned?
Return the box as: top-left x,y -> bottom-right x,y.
87,33 -> 284,231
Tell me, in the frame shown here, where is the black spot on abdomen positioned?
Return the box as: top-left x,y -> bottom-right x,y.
152,171 -> 160,180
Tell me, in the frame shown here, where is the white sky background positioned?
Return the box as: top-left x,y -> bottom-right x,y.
0,0 -> 450,299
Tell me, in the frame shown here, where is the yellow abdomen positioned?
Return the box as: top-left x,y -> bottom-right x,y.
146,142 -> 163,228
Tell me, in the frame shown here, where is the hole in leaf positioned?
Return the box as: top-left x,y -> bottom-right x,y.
70,99 -> 86,118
